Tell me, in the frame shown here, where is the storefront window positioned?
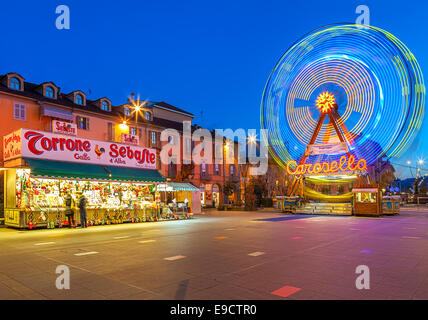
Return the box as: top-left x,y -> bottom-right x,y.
355,192 -> 377,203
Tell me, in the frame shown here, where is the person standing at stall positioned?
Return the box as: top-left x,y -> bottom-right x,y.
64,192 -> 75,228
78,192 -> 88,228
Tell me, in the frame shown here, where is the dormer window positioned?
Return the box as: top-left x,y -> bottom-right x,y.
2,73 -> 25,91
45,86 -> 55,98
124,107 -> 130,116
145,111 -> 152,121
101,100 -> 110,111
75,94 -> 83,105
10,77 -> 21,90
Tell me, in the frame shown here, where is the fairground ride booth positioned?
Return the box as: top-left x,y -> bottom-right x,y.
2,128 -> 174,229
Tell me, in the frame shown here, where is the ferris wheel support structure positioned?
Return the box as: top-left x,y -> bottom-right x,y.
286,102 -> 367,197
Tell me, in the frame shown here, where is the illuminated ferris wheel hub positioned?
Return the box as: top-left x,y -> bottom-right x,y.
315,92 -> 336,113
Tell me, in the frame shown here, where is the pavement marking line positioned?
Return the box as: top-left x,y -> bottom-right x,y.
225,228 -> 236,231
291,236 -> 302,240
271,285 -> 301,298
113,236 -> 130,239
401,236 -> 421,239
164,255 -> 186,261
360,249 -> 373,254
74,251 -> 99,256
139,239 -> 156,244
34,242 -> 56,246
38,254 -> 159,296
215,236 -> 228,239
248,251 -> 265,257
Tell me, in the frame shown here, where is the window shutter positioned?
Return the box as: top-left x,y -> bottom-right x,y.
86,118 -> 90,130
14,103 -> 20,119
107,123 -> 112,141
76,116 -> 81,127
157,132 -> 161,148
20,104 -> 26,120
138,128 -> 143,142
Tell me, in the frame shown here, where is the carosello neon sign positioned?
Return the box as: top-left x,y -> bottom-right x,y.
286,155 -> 367,176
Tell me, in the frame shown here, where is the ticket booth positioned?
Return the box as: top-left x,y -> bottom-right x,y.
352,184 -> 382,217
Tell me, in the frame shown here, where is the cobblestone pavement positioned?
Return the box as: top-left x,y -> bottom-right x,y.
1,209 -> 428,300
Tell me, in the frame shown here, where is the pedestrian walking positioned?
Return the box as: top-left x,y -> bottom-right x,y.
64,192 -> 75,228
78,192 -> 88,228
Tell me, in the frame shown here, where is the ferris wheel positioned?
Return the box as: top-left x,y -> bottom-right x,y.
261,24 -> 425,171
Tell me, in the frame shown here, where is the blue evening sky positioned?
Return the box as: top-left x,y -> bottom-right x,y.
0,0 -> 426,178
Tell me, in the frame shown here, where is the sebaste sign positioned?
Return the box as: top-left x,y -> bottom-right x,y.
5,129 -> 157,170
52,120 -> 77,136
121,133 -> 139,146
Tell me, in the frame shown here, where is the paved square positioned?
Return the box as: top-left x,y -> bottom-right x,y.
1,208 -> 428,300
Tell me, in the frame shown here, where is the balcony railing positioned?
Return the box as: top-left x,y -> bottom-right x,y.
200,172 -> 212,180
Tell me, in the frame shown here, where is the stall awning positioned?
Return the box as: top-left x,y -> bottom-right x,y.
40,105 -> 74,121
157,182 -> 199,192
24,158 -> 165,183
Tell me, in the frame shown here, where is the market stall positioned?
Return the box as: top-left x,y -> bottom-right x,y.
157,182 -> 200,216
2,128 -> 170,229
4,159 -> 166,229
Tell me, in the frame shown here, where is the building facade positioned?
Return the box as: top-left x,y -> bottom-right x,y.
0,72 -> 240,221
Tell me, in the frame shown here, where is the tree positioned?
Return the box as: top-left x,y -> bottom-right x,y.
245,184 -> 258,211
223,181 -> 237,200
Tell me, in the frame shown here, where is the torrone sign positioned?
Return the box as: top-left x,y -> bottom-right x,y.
3,129 -> 157,170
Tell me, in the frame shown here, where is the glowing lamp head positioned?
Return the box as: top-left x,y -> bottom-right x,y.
315,92 -> 336,113
248,134 -> 256,144
119,121 -> 129,131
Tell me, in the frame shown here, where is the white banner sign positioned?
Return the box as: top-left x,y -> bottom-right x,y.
121,133 -> 139,146
52,120 -> 77,136
6,129 -> 157,170
307,142 -> 347,155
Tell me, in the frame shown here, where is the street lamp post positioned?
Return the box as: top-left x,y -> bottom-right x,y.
223,139 -> 228,206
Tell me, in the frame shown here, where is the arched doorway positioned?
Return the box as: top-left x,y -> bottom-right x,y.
212,183 -> 222,208
199,184 -> 206,207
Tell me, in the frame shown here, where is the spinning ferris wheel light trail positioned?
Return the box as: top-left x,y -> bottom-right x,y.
260,23 -> 425,201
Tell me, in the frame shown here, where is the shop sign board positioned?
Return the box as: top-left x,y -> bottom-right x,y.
5,129 -> 157,170
121,133 -> 139,146
3,130 -> 22,161
286,155 -> 367,176
52,120 -> 77,136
